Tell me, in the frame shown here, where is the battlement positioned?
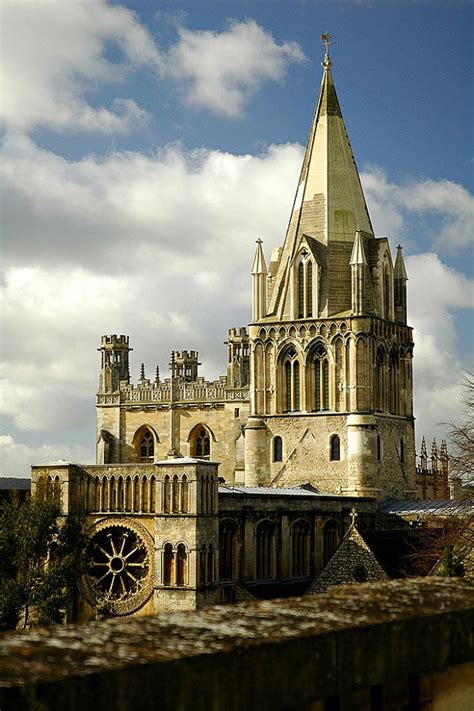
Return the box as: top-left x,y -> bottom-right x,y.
174,350 -> 199,360
100,334 -> 130,348
227,326 -> 249,340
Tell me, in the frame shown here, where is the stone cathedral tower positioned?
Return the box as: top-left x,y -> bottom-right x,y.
245,40 -> 416,499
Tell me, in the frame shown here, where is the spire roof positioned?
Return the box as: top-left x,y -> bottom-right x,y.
394,244 -> 408,280
251,239 -> 267,275
349,230 -> 368,266
267,37 -> 374,316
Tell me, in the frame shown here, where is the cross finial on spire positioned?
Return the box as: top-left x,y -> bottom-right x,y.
256,238 -> 263,244
321,32 -> 332,69
349,507 -> 358,527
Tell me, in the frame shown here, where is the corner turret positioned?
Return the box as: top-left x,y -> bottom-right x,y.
98,335 -> 131,393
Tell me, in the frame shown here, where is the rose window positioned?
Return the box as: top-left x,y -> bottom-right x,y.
83,521 -> 153,614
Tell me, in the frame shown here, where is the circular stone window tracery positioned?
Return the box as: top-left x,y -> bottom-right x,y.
82,518 -> 154,616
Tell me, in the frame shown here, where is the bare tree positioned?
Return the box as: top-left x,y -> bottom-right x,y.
446,372 -> 474,480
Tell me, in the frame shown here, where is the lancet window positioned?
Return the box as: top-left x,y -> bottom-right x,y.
282,347 -> 300,413
330,435 -> 340,461
138,430 -> 154,462
273,436 -> 283,462
323,520 -> 339,566
313,346 -> 329,411
219,520 -> 239,581
295,248 -> 316,319
256,521 -> 275,580
292,521 -> 310,577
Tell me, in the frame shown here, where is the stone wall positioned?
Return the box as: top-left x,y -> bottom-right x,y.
1,579 -> 472,711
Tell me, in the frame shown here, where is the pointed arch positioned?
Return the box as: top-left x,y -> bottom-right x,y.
132,424 -> 159,463
307,342 -> 330,412
291,519 -> 310,577
278,342 -> 302,413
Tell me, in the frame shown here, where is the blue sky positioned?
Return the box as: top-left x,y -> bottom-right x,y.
0,0 -> 473,476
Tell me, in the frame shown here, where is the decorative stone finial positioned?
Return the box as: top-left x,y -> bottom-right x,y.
349,507 -> 358,527
321,32 -> 332,69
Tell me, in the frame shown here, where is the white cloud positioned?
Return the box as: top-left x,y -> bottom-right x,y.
361,168 -> 474,250
407,253 -> 474,444
1,130 -> 472,472
0,138 -> 302,436
0,0 -> 160,134
1,4 -> 305,133
0,133 -> 303,271
0,435 -> 94,479
163,20 -> 306,117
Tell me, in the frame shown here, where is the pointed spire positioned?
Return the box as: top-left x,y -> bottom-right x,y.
251,239 -> 267,275
267,36 -> 373,318
420,436 -> 428,471
431,437 -> 438,472
155,365 -> 160,383
140,363 -> 145,381
394,244 -> 408,280
350,229 -> 368,266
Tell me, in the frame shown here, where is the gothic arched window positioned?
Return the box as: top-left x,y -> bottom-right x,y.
282,347 -> 300,413
163,543 -> 174,586
256,521 -> 275,580
383,263 -> 391,319
219,520 -> 239,581
323,520 -> 339,566
314,346 -> 329,411
297,262 -> 304,318
138,429 -> 154,462
292,520 -> 309,577
330,434 -> 340,461
191,426 -> 211,459
307,261 -> 313,317
273,436 -> 283,462
176,544 -> 187,586
375,349 -> 385,412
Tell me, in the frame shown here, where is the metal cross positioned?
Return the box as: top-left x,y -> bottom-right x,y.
321,32 -> 331,55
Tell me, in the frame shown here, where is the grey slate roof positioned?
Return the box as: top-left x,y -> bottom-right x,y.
378,498 -> 474,516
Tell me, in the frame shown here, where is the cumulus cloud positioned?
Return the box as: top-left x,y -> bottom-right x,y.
362,168 -> 474,250
0,133 -> 303,271
0,0 -> 159,133
1,131 -> 472,474
163,20 -> 306,117
407,252 -> 473,443
0,138 -> 302,440
1,3 -> 305,133
0,435 -> 94,479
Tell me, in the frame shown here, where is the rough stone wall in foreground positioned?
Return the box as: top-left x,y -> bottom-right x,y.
0,579 -> 472,711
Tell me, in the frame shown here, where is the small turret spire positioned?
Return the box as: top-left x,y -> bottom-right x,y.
394,244 -> 408,323
420,436 -> 428,471
350,229 -> 367,316
394,245 -> 408,280
251,239 -> 268,321
140,362 -> 145,381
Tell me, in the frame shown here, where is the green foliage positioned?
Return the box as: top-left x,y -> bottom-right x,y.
440,544 -> 465,578
0,494 -> 88,631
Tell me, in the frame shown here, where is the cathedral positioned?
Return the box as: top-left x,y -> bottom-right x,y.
32,40 -> 456,621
